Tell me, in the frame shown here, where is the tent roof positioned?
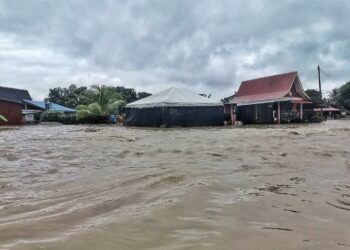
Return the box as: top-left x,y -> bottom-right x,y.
126,87 -> 222,108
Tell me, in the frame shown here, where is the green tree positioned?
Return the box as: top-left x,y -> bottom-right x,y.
115,86 -> 138,103
48,87 -> 65,105
329,88 -> 340,107
108,100 -> 127,114
48,84 -> 95,108
338,82 -> 350,110
305,89 -> 327,106
76,85 -> 126,121
48,83 -> 150,109
92,85 -> 110,115
137,91 -> 152,100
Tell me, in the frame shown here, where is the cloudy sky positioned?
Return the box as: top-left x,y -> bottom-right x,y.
0,0 -> 349,99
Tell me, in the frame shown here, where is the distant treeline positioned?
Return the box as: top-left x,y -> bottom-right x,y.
47,81 -> 350,113
305,81 -> 350,111
48,84 -> 151,108
45,84 -> 151,123
328,81 -> 350,110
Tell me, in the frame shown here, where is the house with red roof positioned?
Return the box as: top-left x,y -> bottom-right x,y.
226,71 -> 311,124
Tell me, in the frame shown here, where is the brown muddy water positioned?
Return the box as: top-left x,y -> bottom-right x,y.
0,120 -> 350,250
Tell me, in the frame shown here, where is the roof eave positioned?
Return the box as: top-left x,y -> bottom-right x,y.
23,100 -> 45,110
232,97 -> 307,106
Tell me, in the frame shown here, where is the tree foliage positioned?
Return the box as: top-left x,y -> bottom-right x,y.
76,85 -> 128,121
305,89 -> 324,105
115,86 -> 138,103
47,83 -> 151,122
48,84 -> 95,108
330,81 -> 350,110
48,84 -> 150,109
108,100 -> 127,114
137,91 -> 152,100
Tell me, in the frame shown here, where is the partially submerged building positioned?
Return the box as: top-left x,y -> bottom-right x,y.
124,87 -> 224,127
0,86 -> 76,125
227,72 -> 311,124
23,100 -> 76,123
0,86 -> 32,125
314,106 -> 341,119
0,99 -> 23,126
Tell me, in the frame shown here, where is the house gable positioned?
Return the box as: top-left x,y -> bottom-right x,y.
231,71 -> 310,105
0,86 -> 32,103
286,75 -> 311,100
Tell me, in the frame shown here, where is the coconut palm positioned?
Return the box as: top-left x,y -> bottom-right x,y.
76,85 -> 126,121
0,115 -> 7,122
107,100 -> 127,114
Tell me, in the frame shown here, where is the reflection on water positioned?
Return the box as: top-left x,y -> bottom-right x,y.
0,121 -> 350,250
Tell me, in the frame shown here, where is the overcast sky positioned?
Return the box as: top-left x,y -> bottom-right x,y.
0,0 -> 349,99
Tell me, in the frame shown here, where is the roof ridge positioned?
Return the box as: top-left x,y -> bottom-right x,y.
242,71 -> 297,83
239,90 -> 288,95
0,85 -> 29,92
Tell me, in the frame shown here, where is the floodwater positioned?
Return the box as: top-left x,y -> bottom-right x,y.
0,120 -> 350,250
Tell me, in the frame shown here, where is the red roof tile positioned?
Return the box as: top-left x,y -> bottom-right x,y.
232,71 -> 309,105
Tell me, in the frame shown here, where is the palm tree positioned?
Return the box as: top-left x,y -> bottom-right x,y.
76,85 -> 126,121
94,85 -> 109,115
0,115 -> 7,122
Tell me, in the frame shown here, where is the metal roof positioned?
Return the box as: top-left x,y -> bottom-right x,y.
126,87 -> 222,108
0,86 -> 32,104
314,107 -> 340,112
231,72 -> 310,106
23,100 -> 76,112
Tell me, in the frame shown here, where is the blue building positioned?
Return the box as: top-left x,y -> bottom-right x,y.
23,100 -> 76,123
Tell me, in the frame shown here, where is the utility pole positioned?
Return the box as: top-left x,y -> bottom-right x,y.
317,65 -> 323,120
317,65 -> 322,98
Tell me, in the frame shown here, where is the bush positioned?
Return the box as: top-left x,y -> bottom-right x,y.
42,111 -> 64,121
42,111 -> 111,125
302,110 -> 323,123
58,116 -> 79,124
42,111 -> 78,124
77,114 -> 109,124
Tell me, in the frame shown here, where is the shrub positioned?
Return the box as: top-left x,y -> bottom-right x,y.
77,114 -> 109,124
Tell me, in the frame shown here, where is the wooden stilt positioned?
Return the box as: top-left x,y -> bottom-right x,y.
277,102 -> 281,124
230,104 -> 234,126
300,103 -> 303,120
232,105 -> 237,126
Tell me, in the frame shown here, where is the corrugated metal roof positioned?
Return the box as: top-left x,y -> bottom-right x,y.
0,86 -> 32,103
314,107 -> 340,112
23,100 -> 76,112
231,71 -> 309,105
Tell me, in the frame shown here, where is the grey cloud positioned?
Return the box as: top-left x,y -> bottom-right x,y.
0,0 -> 349,99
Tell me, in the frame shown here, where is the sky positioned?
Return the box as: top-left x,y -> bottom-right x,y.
0,0 -> 349,100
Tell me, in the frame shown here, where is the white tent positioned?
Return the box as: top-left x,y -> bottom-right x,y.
124,87 -> 224,127
126,87 -> 222,108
